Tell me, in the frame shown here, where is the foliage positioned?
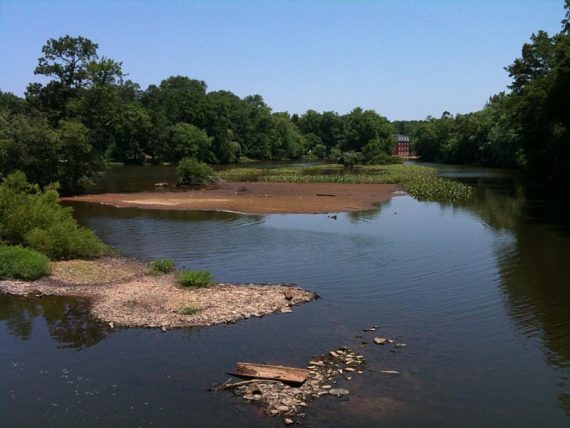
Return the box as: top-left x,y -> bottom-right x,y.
0,245 -> 51,280
176,158 -> 216,186
0,172 -> 109,259
5,17 -> 570,194
165,123 -> 214,162
149,258 -> 176,274
176,270 -> 214,288
180,306 -> 200,315
409,2 -> 570,191
218,163 -> 474,203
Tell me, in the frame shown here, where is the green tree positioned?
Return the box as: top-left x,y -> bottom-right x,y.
165,123 -> 213,162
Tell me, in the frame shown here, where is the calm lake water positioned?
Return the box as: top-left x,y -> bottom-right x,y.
1,163 -> 570,427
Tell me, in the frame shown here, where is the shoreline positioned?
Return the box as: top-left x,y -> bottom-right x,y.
61,181 -> 399,214
0,257 -> 316,329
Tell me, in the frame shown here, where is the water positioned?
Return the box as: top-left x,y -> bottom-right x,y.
2,163 -> 570,427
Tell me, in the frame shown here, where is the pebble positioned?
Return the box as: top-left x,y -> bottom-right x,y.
329,388 -> 350,396
373,337 -> 388,345
284,418 -> 294,425
380,370 -> 400,375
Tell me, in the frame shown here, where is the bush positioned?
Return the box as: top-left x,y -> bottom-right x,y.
0,245 -> 51,280
176,158 -> 216,186
0,172 -> 109,260
180,305 -> 200,315
176,270 -> 213,288
149,258 -> 176,274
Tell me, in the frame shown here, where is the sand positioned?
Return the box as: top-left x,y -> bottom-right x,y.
61,182 -> 398,214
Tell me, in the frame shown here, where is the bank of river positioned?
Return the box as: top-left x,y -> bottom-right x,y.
1,163 -> 570,427
1,258 -> 315,328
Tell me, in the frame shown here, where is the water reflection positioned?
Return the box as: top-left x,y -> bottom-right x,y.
2,163 -> 570,425
0,295 -> 112,349
427,166 -> 570,415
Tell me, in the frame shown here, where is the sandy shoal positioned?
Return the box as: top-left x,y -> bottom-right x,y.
61,182 -> 399,214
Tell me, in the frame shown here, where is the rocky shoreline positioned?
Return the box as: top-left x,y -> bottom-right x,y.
0,257 -> 316,329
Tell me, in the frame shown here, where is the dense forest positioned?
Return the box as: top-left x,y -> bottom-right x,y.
0,36 -> 397,194
1,1 -> 569,195
407,1 -> 570,190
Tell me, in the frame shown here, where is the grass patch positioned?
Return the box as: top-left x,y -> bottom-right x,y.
217,164 -> 474,203
0,245 -> 51,280
180,305 -> 201,315
176,270 -> 214,288
50,259 -> 138,285
149,258 -> 176,274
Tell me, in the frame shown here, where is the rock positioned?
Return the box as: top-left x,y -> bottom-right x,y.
283,290 -> 294,300
161,326 -> 167,332
284,418 -> 294,425
280,308 -> 292,314
329,351 -> 339,358
373,337 -> 388,345
154,182 -> 169,187
380,370 -> 400,375
277,405 -> 289,412
108,322 -> 114,329
329,388 -> 350,396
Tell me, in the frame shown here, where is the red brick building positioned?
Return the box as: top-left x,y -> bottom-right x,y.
393,134 -> 411,157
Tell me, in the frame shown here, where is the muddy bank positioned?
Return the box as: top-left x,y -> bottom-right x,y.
61,182 -> 398,214
0,258 -> 316,328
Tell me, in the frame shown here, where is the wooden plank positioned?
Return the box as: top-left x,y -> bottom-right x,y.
230,362 -> 310,384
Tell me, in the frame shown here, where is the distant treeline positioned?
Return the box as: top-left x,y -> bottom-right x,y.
0,36 -> 399,194
2,2 -> 569,195
399,1 -> 570,191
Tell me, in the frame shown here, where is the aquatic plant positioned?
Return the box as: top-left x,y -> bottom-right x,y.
176,269 -> 214,288
0,245 -> 51,280
217,164 -> 474,203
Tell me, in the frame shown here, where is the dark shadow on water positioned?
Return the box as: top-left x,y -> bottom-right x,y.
0,295 -> 112,349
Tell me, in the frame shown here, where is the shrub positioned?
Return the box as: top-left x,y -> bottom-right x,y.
176,158 -> 216,186
0,245 -> 51,280
0,172 -> 109,260
149,258 -> 176,274
176,270 -> 213,288
180,306 -> 200,315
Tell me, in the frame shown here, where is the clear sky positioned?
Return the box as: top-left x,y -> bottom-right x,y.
0,0 -> 565,120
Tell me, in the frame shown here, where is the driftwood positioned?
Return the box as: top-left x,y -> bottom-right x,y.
230,362 -> 310,384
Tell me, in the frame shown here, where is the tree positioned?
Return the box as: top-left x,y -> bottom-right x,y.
165,123 -> 214,162
341,108 -> 394,153
35,35 -> 99,89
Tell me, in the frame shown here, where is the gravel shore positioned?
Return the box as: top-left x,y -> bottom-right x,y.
0,258 -> 316,329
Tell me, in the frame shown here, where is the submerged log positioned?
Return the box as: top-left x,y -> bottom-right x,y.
230,362 -> 310,384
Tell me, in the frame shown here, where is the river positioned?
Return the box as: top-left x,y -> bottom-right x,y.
1,163 -> 569,427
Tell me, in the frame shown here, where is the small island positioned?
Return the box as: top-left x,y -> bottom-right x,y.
1,257 -> 316,329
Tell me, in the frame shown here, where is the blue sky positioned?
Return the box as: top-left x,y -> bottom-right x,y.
0,0 -> 565,120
